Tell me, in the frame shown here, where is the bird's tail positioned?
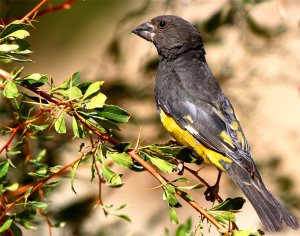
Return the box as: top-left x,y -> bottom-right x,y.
223,162 -> 299,231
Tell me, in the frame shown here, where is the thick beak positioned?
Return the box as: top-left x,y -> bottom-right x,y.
132,21 -> 155,42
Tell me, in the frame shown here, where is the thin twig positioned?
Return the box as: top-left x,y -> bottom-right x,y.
0,108 -> 51,154
20,0 -> 48,24
0,155 -> 83,221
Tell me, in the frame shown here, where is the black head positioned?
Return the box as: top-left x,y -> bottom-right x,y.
132,15 -> 205,59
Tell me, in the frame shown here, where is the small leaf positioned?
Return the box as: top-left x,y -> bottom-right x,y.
115,203 -> 127,211
169,206 -> 179,224
209,197 -> 245,212
0,162 -> 9,179
0,218 -> 13,233
164,184 -> 178,206
72,117 -> 85,138
71,160 -> 81,194
6,29 -> 30,39
102,163 -> 123,187
82,81 -> 104,100
54,113 -> 66,134
36,149 -> 46,162
112,214 -> 132,222
109,152 -> 134,168
98,105 -> 130,123
28,170 -> 48,178
233,229 -> 263,236
172,177 -> 189,183
0,44 -> 19,52
176,183 -> 203,191
20,73 -> 48,87
86,93 -> 107,109
210,211 -> 236,224
19,201 -> 48,209
71,72 -> 80,86
148,156 -> 177,173
69,86 -> 82,99
0,21 -> 27,39
24,186 -> 33,203
176,217 -> 192,236
3,81 -> 18,98
48,165 -> 63,173
5,183 -> 19,191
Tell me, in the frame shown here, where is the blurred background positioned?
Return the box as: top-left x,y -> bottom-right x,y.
1,0 -> 300,235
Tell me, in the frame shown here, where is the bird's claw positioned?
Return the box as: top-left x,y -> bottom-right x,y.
204,184 -> 219,202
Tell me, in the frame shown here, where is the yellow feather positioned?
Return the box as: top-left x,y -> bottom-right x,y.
159,109 -> 232,170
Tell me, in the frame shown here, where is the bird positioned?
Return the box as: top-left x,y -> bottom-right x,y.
132,15 -> 299,232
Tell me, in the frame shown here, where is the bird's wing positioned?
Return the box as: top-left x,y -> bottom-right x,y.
156,67 -> 258,177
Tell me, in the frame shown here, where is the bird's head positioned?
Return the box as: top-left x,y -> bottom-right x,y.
132,15 -> 205,59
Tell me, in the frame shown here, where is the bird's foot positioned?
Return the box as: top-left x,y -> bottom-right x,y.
204,184 -> 219,202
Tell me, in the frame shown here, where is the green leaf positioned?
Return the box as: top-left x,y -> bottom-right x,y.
98,105 -> 130,123
70,160 -> 81,194
166,184 -> 176,194
24,186 -> 33,203
16,201 -> 48,209
232,228 -> 261,236
0,218 -> 12,233
112,214 -> 132,222
176,183 -> 203,191
48,165 -> 63,173
176,217 -> 192,236
102,163 -> 123,187
3,81 -> 18,98
169,206 -> 179,224
109,152 -> 134,168
69,86 -> 82,99
28,168 -> 48,178
35,149 -> 46,162
20,73 -> 48,87
171,177 -> 189,183
5,183 -> 19,191
0,21 -> 27,39
164,184 -> 178,206
85,92 -> 107,109
71,72 -> 80,86
82,81 -> 104,100
0,44 -> 19,52
148,156 -> 177,173
210,211 -> 236,224
54,113 -> 66,134
209,197 -> 245,212
30,124 -> 49,131
87,115 -> 120,130
26,201 -> 48,209
72,117 -> 85,138
0,162 -> 9,179
6,29 -> 30,39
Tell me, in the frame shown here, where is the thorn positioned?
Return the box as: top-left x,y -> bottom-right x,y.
134,127 -> 142,151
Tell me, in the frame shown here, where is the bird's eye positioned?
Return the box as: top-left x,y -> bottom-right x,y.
159,21 -> 167,28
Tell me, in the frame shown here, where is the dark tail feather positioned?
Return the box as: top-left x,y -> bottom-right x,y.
223,162 -> 299,231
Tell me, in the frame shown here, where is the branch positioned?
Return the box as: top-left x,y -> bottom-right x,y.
0,154 -> 83,221
0,108 -> 52,154
2,0 -> 76,25
0,67 -> 231,233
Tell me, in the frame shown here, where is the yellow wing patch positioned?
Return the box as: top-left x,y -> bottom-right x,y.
159,109 -> 232,170
220,131 -> 234,148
